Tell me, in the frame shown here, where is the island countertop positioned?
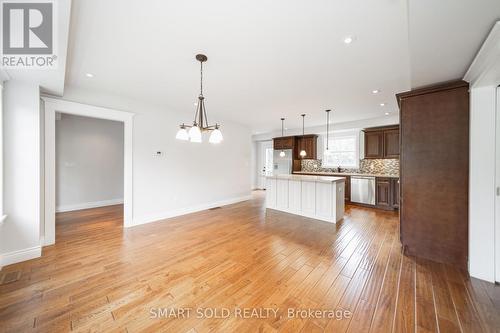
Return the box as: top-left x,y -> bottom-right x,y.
265,174 -> 346,184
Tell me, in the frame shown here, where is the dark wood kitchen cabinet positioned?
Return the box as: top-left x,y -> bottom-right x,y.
364,126 -> 400,159
397,80 -> 469,269
273,136 -> 295,150
376,178 -> 391,208
296,135 -> 318,160
364,131 -> 384,158
344,176 -> 351,202
384,129 -> 400,158
391,178 -> 399,208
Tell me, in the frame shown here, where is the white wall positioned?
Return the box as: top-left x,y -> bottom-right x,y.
251,115 -> 399,142
0,81 -> 42,266
60,87 -> 252,226
56,114 -> 124,212
469,86 -> 497,282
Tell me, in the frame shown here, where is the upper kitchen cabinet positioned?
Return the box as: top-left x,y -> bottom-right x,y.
363,125 -> 399,159
296,135 -> 318,159
364,130 -> 384,158
383,129 -> 400,158
273,136 -> 295,150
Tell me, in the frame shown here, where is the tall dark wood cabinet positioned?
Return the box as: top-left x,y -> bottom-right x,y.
396,80 -> 469,269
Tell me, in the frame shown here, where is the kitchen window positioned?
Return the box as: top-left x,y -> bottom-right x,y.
322,132 -> 359,168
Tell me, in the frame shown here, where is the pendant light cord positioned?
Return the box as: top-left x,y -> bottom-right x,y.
326,110 -> 330,150
281,118 -> 285,137
301,114 -> 305,135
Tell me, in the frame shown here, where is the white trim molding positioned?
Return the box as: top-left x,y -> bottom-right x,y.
465,20 -> 500,283
56,198 -> 124,213
464,21 -> 500,87
0,245 -> 41,268
42,97 -> 134,246
130,195 -> 252,227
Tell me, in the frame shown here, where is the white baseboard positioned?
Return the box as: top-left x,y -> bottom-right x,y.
56,198 -> 124,213
0,245 -> 42,269
129,194 -> 252,228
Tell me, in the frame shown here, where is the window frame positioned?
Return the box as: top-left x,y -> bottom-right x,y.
322,130 -> 360,169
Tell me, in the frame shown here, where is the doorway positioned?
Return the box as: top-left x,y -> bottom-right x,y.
43,98 -> 134,246
55,113 -> 124,216
257,141 -> 273,189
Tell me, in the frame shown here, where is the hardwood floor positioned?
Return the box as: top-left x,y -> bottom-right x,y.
1,191 -> 499,332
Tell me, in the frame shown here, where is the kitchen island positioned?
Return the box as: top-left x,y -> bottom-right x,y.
265,174 -> 345,223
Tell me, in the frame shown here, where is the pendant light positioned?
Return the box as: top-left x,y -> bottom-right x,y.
324,109 -> 332,157
176,54 -> 223,144
299,114 -> 307,157
279,118 -> 286,157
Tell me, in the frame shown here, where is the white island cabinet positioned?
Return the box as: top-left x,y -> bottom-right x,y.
265,174 -> 345,223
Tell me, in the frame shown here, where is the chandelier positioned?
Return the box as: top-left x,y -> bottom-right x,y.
176,54 -> 223,144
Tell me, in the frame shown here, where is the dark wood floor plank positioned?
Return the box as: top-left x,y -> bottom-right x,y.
393,254 -> 416,333
415,257 -> 439,333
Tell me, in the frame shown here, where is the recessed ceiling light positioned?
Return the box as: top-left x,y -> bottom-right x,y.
85,73 -> 94,78
380,103 -> 386,107
343,36 -> 355,44
385,112 -> 390,116
372,89 -> 380,94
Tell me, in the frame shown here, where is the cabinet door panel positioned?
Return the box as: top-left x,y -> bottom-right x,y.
316,182 -> 333,219
276,179 -> 289,209
364,131 -> 384,158
296,136 -> 317,159
391,178 -> 399,208
266,178 -> 277,208
288,180 -> 302,213
376,178 -> 391,207
301,181 -> 316,214
384,129 -> 400,158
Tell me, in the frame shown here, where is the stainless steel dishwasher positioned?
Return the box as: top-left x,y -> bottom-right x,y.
350,176 -> 376,205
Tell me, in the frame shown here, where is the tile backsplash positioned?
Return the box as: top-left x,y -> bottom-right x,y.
301,159 -> 399,176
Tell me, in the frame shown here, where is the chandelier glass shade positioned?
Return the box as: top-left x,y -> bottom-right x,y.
176,54 -> 223,144
175,124 -> 189,141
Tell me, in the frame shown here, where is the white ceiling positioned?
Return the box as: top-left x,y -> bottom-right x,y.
408,0 -> 500,88
62,0 -> 500,133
